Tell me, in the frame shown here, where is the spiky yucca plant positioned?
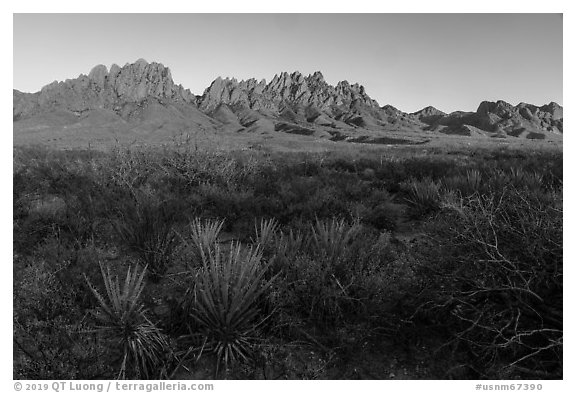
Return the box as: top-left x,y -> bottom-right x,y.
465,169 -> 483,193
310,218 -> 357,263
442,169 -> 483,197
185,218 -> 224,268
508,167 -> 545,191
85,263 -> 169,379
278,228 -> 306,259
192,243 -> 274,375
253,217 -> 279,254
404,177 -> 442,217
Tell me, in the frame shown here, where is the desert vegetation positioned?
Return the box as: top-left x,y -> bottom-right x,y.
13,143 -> 562,379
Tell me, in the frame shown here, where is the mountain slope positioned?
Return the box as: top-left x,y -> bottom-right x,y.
13,60 -> 222,146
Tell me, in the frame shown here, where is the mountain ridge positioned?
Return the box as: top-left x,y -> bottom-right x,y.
13,59 -> 563,147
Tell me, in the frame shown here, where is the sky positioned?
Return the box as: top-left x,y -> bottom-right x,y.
13,13 -> 563,113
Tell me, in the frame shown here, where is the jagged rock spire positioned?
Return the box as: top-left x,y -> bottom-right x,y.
199,70 -> 379,112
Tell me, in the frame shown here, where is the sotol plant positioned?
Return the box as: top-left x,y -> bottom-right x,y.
85,263 -> 170,379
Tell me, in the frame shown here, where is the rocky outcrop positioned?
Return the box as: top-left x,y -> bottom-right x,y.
14,59 -> 196,120
431,100 -> 563,137
200,77 -> 269,112
198,70 -> 380,127
13,90 -> 40,121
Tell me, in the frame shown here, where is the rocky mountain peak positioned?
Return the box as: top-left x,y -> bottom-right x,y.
134,58 -> 149,68
199,70 -> 381,114
540,102 -> 563,119
14,59 -> 196,120
290,71 -> 304,81
477,100 -> 515,117
380,104 -> 402,115
309,71 -> 325,82
88,64 -> 108,87
544,101 -> 562,111
415,106 -> 444,115
411,106 -> 446,119
410,105 -> 446,125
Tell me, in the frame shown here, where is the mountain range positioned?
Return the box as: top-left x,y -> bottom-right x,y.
13,59 -> 563,148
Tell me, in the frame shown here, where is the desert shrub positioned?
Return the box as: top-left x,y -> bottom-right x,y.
326,171 -> 372,201
279,183 -> 351,223
112,196 -> 179,281
411,186 -> 562,378
287,156 -> 323,177
14,258 -> 112,379
190,243 -> 275,375
104,148 -> 157,193
290,254 -> 354,326
13,169 -> 31,220
342,230 -> 420,327
278,176 -> 322,203
354,189 -> 403,231
247,194 -> 285,220
326,157 -> 359,174
158,149 -> 243,190
13,150 -> 129,250
197,183 -> 254,229
20,236 -> 106,308
250,165 -> 282,196
361,202 -> 402,231
18,191 -> 110,250
402,157 -> 458,180
274,220 -> 393,328
14,213 -> 60,255
86,263 -> 171,379
13,145 -> 563,379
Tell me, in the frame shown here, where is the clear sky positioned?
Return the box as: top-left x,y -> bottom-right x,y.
13,13 -> 562,113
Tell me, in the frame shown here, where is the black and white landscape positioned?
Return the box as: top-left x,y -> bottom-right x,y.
13,13 -> 563,380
